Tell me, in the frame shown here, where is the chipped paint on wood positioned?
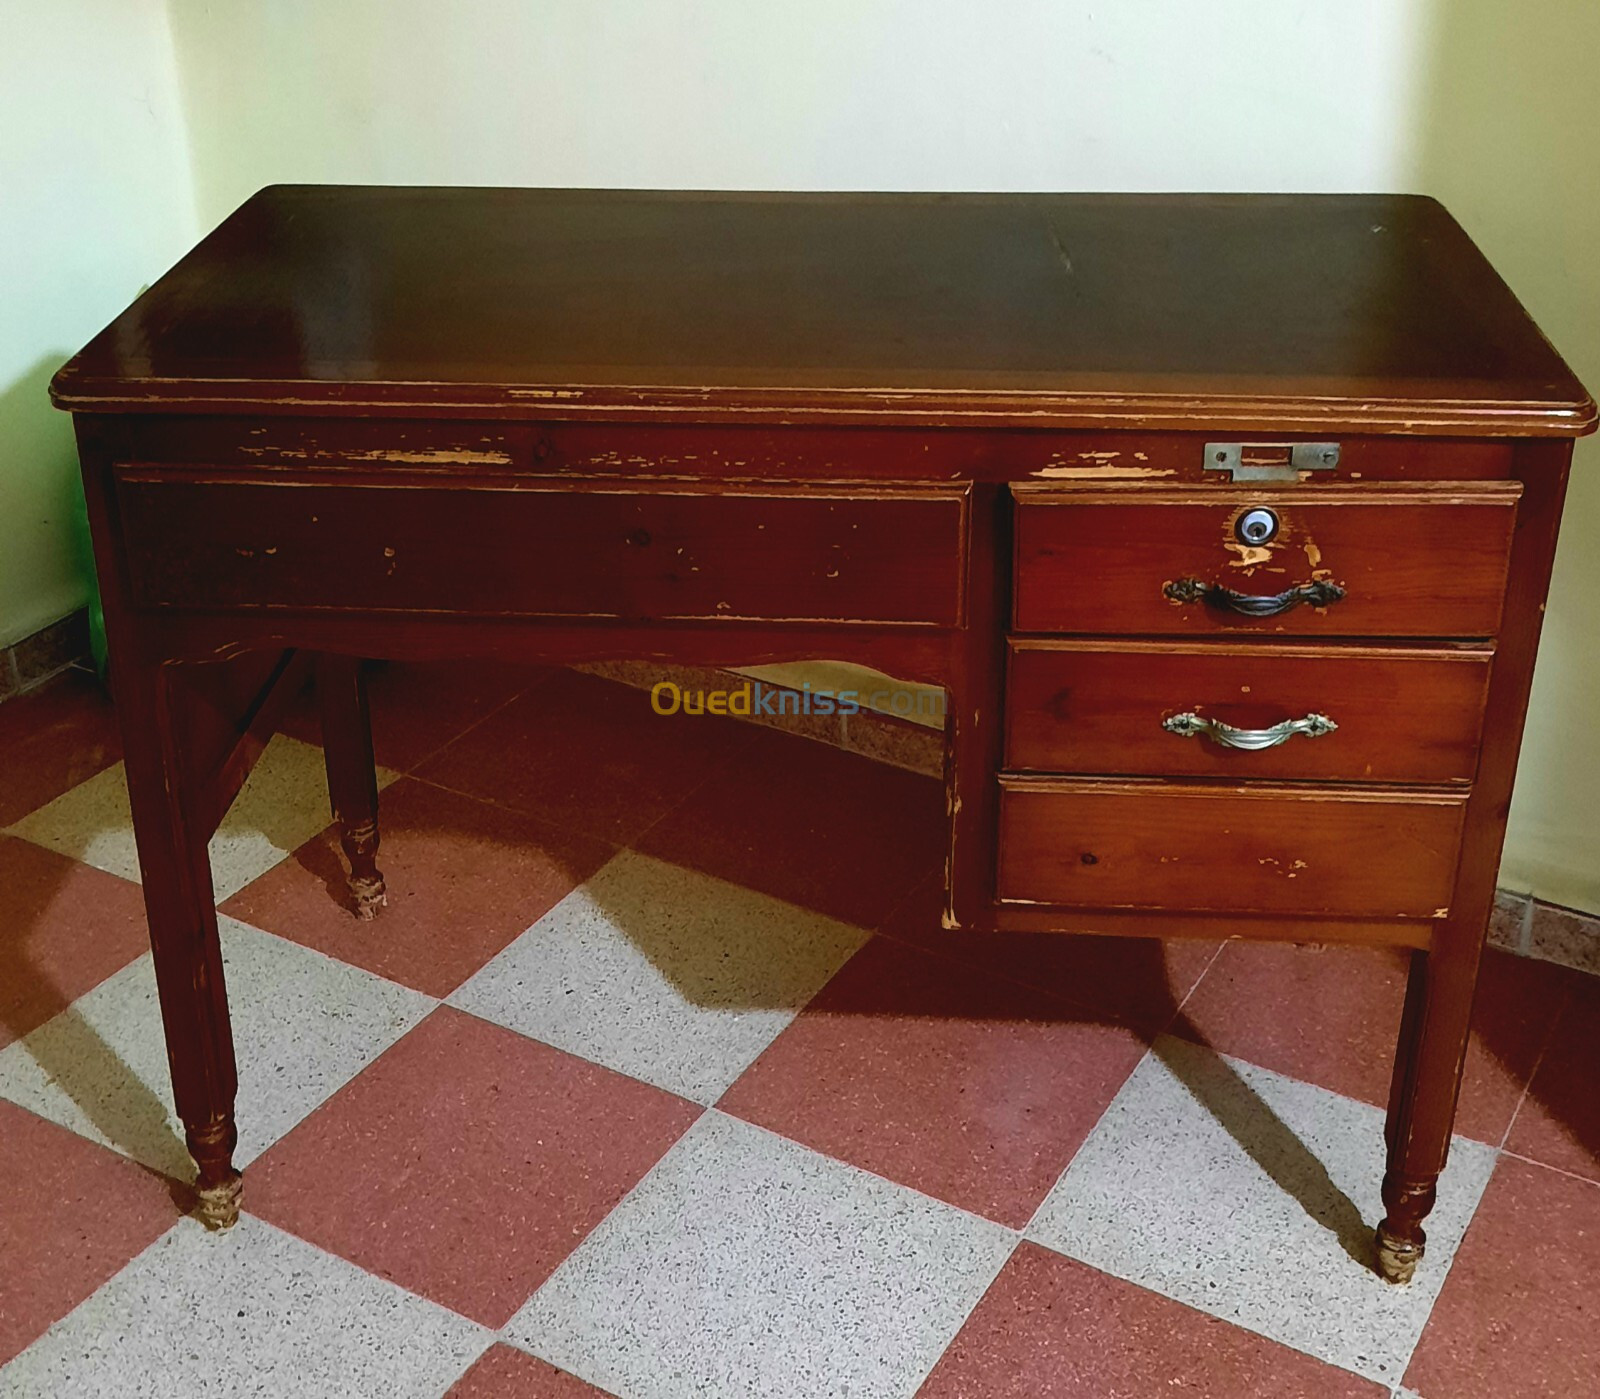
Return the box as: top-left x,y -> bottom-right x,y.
239,447 -> 514,466
240,451 -> 512,467
1030,465 -> 1176,479
346,449 -> 514,465
1224,540 -> 1276,569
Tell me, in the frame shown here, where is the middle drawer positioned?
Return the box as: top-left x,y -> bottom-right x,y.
1006,639 -> 1492,784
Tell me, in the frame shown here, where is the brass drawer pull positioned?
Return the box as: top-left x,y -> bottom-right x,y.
1163,711 -> 1338,750
1164,577 -> 1345,617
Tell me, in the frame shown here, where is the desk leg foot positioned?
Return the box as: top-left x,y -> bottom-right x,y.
1376,1226 -> 1423,1285
1375,1174 -> 1434,1284
194,1173 -> 243,1231
187,1118 -> 242,1231
341,819 -> 387,920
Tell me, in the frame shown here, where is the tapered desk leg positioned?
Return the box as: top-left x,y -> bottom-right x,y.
317,654 -> 385,919
119,662 -> 242,1228
1376,444 -> 1572,1284
1376,920 -> 1484,1284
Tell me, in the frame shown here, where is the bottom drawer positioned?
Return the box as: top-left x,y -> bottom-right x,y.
997,779 -> 1467,918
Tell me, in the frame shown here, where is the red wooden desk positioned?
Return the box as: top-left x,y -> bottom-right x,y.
52,187 -> 1593,1284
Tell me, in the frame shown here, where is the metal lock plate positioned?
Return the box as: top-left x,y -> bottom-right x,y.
1204,442 -> 1341,483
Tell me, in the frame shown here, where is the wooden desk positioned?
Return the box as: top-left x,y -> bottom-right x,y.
53,187 -> 1593,1285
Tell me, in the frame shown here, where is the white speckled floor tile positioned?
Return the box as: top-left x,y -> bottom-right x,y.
5,734 -> 397,901
0,916 -> 433,1179
1026,1035 -> 1496,1387
1,1213 -> 488,1397
507,1111 -> 1015,1399
449,851 -> 868,1103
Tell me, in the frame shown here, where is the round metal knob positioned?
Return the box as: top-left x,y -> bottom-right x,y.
1235,507 -> 1280,546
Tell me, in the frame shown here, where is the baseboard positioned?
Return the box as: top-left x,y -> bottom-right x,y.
1490,889 -> 1600,979
0,609 -> 91,704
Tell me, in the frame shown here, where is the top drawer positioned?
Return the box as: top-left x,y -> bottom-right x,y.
1012,484 -> 1520,637
114,470 -> 968,626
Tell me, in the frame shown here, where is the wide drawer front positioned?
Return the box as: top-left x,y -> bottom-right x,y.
1005,640 -> 1492,783
115,472 -> 967,625
1012,485 -> 1520,636
996,780 -> 1467,917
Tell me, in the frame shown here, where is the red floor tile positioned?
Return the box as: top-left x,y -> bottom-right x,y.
448,1345 -> 614,1397
415,670 -> 753,845
634,726 -> 944,928
719,936 -> 1148,1228
0,1100 -> 177,1366
0,670 -> 120,827
882,880 -> 1219,1033
1173,941 -> 1568,1144
249,1006 -> 700,1327
1505,975 -> 1600,1183
222,778 -> 613,996
278,660 -> 548,772
0,835 -> 151,1050
918,1242 -> 1385,1398
1405,1156 -> 1600,1398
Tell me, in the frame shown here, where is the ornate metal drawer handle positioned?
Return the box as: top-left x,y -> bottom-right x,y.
1164,578 -> 1346,617
1163,711 -> 1338,750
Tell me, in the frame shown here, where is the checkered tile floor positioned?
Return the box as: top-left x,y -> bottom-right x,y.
2,663 -> 1598,1397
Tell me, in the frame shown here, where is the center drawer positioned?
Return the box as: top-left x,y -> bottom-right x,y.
1012,484 -> 1520,637
113,470 -> 968,625
1006,639 -> 1492,783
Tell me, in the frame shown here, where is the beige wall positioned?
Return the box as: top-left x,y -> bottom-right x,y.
1411,0 -> 1600,911
166,1 -> 1429,224
0,0 -> 196,646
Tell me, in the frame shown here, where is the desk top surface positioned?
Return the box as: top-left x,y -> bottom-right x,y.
52,186 -> 1593,436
